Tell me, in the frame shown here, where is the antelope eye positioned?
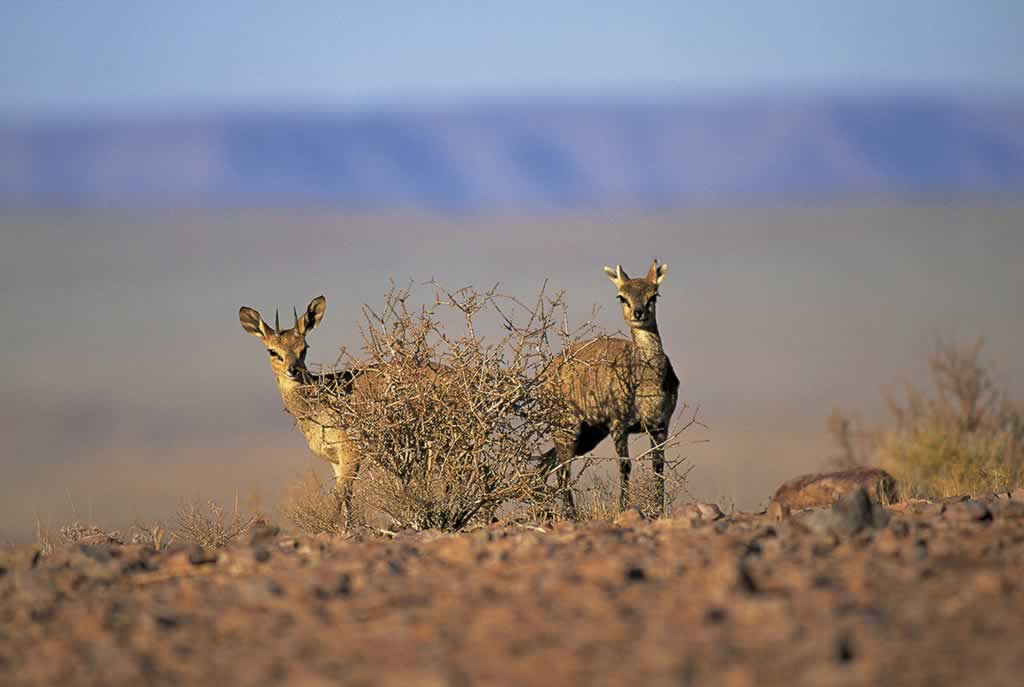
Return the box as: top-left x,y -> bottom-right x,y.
648,294 -> 658,304
616,295 -> 627,304
267,349 -> 282,360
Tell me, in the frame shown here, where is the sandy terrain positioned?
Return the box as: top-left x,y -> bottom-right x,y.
3,493 -> 1024,686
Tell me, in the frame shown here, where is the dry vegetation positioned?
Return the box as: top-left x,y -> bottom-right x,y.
312,283 -> 601,531
831,338 -> 1024,500
32,283 -> 699,548
279,470 -> 350,536
280,283 -> 699,534
173,499 -> 260,548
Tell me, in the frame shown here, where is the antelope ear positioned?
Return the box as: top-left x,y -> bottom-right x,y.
239,307 -> 272,339
603,264 -> 628,286
646,260 -> 668,285
298,295 -> 327,335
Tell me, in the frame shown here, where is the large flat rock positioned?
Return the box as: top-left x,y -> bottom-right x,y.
772,466 -> 898,509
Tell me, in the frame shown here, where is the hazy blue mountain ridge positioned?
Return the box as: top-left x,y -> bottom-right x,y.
2,96 -> 1023,209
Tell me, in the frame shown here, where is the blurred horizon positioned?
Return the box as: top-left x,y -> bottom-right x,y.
4,94 -> 1024,210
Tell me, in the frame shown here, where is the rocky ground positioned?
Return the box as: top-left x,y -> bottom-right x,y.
3,492 -> 1024,687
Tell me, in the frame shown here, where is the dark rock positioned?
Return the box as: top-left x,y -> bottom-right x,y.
187,546 -> 218,566
811,574 -> 834,589
834,634 -> 856,664
888,520 -> 911,538
77,544 -> 115,564
992,500 -> 1024,519
944,500 -> 992,523
793,488 -> 889,537
30,605 -> 56,623
248,520 -> 281,547
335,573 -> 353,597
624,565 -> 646,582
154,612 -> 180,630
704,606 -> 728,624
103,600 -> 137,633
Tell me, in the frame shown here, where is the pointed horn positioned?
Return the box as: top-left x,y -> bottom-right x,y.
275,309 -> 280,334
294,306 -> 300,330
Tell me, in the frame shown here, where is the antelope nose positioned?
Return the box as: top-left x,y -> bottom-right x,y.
287,365 -> 298,377
633,308 -> 644,319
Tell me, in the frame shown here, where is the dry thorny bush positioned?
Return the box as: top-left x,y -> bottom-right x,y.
280,470 -> 352,536
307,283 -> 594,531
287,282 -> 699,533
574,457 -> 694,521
35,520 -> 176,555
174,499 -> 260,548
830,338 -> 1024,499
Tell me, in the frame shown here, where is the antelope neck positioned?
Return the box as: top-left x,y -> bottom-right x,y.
630,326 -> 664,357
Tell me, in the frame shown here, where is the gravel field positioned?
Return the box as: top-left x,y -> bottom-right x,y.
3,493 -> 1024,686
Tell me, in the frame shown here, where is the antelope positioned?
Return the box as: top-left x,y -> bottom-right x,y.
239,296 -> 366,521
544,260 -> 679,516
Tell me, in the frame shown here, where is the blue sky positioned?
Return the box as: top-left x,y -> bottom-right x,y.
1,1 -> 1022,116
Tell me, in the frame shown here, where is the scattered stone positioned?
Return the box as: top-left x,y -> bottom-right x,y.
676,502 -> 725,521
77,544 -> 116,564
153,612 -> 181,630
704,606 -> 728,624
792,488 -> 889,537
892,499 -> 942,517
624,565 -> 647,582
187,546 -> 218,566
334,573 -> 353,598
768,501 -> 790,522
248,520 -> 281,547
771,467 -> 898,510
4,496 -> 1024,686
613,508 -> 645,527
834,634 -> 856,664
943,500 -> 992,523
991,500 -> 1024,519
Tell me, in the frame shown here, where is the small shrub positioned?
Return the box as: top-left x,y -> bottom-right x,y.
574,458 -> 692,521
280,471 -> 350,536
832,339 -> 1024,500
879,417 -> 1020,499
128,522 -> 175,551
826,409 -> 878,469
59,522 -> 123,545
35,520 -> 54,556
174,500 -> 260,548
321,283 -> 599,531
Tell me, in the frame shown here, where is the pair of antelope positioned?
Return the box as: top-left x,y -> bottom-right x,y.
239,260 -> 678,520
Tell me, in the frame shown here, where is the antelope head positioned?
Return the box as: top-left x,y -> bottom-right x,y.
239,295 -> 327,383
603,260 -> 668,332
